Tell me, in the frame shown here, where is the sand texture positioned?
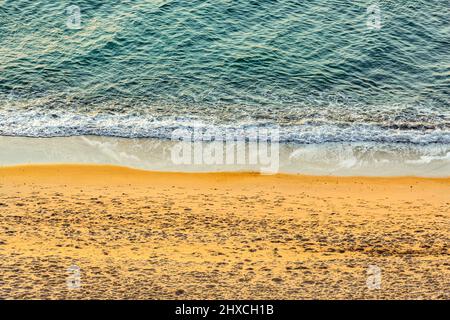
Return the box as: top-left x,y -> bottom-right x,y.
0,165 -> 448,299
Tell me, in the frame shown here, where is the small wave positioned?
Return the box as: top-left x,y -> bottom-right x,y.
405,152 -> 450,164
80,136 -> 141,162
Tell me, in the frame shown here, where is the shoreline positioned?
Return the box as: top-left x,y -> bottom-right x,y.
1,163 -> 450,180
1,136 -> 449,177
1,164 -> 449,299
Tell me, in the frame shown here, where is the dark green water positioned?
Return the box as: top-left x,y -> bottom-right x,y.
0,0 -> 448,144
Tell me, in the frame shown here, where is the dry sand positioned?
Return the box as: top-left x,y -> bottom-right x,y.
0,164 -> 448,299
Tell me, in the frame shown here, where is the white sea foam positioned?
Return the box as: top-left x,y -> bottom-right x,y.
0,108 -> 449,145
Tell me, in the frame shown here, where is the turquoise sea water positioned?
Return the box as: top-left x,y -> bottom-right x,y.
0,0 -> 449,145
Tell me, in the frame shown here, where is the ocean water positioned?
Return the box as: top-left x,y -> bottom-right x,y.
0,0 -> 449,147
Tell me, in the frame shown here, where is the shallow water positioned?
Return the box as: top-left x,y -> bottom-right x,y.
1,136 -> 449,177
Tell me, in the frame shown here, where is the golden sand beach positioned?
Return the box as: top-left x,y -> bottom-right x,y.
0,165 -> 448,299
